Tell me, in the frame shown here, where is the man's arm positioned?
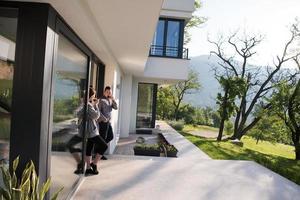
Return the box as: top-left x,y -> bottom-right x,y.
111,99 -> 118,110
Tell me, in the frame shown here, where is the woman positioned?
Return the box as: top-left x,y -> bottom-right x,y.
78,87 -> 108,175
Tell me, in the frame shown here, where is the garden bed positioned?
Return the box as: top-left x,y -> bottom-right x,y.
133,133 -> 178,157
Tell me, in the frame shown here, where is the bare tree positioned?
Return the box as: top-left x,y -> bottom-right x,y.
209,26 -> 300,139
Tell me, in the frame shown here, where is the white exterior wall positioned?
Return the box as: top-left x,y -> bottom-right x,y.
103,64 -> 123,154
144,57 -> 189,81
161,0 -> 195,19
129,78 -> 139,133
119,74 -> 133,138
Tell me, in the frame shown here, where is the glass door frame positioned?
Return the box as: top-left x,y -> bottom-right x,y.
0,2 -> 105,199
136,83 -> 158,128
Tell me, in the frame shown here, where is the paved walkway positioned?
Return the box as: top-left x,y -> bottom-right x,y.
73,121 -> 300,200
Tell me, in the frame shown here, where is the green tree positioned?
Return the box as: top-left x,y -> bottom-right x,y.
216,77 -> 246,141
170,70 -> 201,120
249,115 -> 291,145
209,24 -> 300,140
177,103 -> 196,124
156,86 -> 174,120
268,70 -> 300,159
184,0 -> 207,45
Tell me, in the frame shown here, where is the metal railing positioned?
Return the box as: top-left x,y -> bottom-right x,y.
149,45 -> 189,59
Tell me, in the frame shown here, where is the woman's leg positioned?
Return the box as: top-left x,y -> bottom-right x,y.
91,136 -> 108,168
85,139 -> 94,169
67,135 -> 82,164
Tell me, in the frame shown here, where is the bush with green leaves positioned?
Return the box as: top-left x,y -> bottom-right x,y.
133,144 -> 161,151
165,145 -> 178,153
168,120 -> 184,131
0,157 -> 63,200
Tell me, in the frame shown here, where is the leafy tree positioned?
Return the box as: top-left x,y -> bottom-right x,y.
248,115 -> 291,145
209,24 -> 300,140
177,103 -> 196,124
156,86 -> 174,120
184,0 -> 207,45
216,76 -> 246,141
170,70 -> 201,120
268,66 -> 300,159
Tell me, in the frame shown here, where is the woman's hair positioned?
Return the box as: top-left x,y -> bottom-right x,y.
89,87 -> 96,98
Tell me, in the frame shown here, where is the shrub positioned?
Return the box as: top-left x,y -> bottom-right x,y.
133,144 -> 161,151
168,120 -> 184,131
165,145 -> 178,152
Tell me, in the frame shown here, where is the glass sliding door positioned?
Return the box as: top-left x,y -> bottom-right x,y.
0,7 -> 18,177
136,83 -> 157,128
50,33 -> 88,199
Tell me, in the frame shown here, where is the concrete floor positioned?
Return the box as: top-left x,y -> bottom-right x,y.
73,121 -> 300,200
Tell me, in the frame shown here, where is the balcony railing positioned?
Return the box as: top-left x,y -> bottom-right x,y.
149,45 -> 189,59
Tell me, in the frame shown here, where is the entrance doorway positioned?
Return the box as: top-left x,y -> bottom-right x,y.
136,83 -> 157,128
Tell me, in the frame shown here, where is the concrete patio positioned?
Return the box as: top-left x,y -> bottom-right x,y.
73,121 -> 300,200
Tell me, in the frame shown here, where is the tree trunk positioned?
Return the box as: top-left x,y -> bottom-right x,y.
294,130 -> 300,160
217,119 -> 225,141
217,86 -> 229,141
295,143 -> 300,160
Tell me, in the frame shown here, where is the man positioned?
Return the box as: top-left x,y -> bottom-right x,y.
98,86 -> 118,160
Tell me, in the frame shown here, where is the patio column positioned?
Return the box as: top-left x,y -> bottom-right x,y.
120,74 -> 133,138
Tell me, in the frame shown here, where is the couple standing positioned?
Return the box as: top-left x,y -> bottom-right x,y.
73,86 -> 117,175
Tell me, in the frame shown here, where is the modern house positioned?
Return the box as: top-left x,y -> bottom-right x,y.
0,0 -> 195,199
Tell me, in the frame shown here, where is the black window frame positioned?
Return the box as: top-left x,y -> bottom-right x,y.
150,18 -> 186,59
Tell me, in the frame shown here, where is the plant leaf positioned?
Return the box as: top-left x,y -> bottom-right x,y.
50,187 -> 63,200
11,188 -> 21,200
0,187 -> 11,200
21,177 -> 31,198
11,172 -> 17,189
12,156 -> 19,173
39,178 -> 51,200
0,167 -> 11,194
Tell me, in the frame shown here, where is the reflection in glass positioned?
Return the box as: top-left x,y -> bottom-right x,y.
166,21 -> 180,57
50,34 -> 87,198
0,8 -> 18,187
151,20 -> 165,56
136,83 -> 155,128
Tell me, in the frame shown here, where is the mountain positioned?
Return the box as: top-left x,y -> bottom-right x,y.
183,55 -> 221,108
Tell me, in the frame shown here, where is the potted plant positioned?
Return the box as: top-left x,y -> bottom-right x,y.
0,156 -> 63,200
133,144 -> 161,156
165,145 -> 178,157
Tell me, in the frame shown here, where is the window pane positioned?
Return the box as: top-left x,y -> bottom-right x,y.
50,34 -> 88,198
151,20 -> 165,56
166,21 -> 180,57
136,83 -> 155,128
0,7 -> 18,179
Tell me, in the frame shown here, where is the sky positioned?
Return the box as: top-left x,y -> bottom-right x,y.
187,0 -> 300,66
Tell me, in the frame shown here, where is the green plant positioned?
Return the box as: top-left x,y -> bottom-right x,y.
168,120 -> 184,131
165,145 -> 178,152
134,144 -> 161,151
0,157 -> 63,200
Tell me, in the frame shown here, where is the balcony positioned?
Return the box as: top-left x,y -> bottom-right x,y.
149,45 -> 189,59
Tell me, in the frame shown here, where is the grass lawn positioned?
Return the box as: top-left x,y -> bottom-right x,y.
179,129 -> 300,185
183,124 -> 219,132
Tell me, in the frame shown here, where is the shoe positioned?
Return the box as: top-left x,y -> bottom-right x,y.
101,156 -> 108,160
85,167 -> 98,176
74,163 -> 83,174
90,163 -> 99,174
